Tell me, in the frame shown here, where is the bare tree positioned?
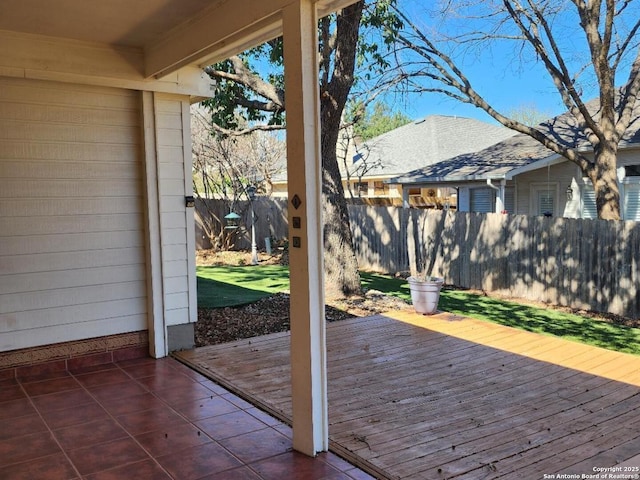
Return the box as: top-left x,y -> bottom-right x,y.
191,107 -> 286,248
384,0 -> 640,220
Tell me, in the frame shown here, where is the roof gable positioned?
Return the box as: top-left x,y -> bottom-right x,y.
392,96 -> 640,185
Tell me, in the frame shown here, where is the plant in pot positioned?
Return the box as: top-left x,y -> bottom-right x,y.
407,272 -> 443,315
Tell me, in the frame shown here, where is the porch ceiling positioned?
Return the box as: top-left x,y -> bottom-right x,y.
0,0 -> 359,78
0,0 -> 216,48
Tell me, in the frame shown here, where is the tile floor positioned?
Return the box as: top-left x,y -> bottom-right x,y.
0,357 -> 373,480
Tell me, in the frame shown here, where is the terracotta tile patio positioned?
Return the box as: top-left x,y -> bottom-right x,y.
0,356 -> 372,479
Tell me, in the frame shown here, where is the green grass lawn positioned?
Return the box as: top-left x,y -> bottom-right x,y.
197,265 -> 640,355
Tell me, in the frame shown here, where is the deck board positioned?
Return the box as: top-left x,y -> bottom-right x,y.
175,311 -> 640,479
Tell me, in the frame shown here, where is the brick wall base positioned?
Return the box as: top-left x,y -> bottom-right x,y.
0,331 -> 149,380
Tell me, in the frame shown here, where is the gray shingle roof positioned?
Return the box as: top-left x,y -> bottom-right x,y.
391,97 -> 640,185
349,115 -> 516,178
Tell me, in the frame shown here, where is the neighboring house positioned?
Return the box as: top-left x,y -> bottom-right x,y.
390,102 -> 640,220
344,115 -> 517,207
272,115 -> 517,206
0,0 -> 357,456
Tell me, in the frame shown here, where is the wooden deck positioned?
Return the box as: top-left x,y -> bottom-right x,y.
175,311 -> 640,479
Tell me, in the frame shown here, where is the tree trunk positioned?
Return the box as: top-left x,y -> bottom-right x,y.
321,125 -> 361,298
320,2 -> 364,298
590,143 -> 622,221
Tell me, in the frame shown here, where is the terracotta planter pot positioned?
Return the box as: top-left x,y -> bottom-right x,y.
407,276 -> 443,315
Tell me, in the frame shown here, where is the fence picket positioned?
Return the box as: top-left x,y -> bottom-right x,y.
195,199 -> 639,318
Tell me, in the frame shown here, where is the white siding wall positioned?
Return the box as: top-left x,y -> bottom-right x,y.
154,95 -> 196,327
514,161 -> 578,216
617,148 -> 640,168
0,77 -> 147,351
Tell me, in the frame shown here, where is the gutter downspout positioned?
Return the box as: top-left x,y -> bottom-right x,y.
486,178 -> 505,213
402,186 -> 410,209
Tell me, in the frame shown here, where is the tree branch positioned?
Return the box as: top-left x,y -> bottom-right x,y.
209,122 -> 285,137
204,56 -> 284,108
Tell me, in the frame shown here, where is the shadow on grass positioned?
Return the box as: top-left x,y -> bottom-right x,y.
439,290 -> 640,356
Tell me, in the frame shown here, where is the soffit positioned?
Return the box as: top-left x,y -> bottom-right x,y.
0,0 -> 219,48
0,0 -> 358,50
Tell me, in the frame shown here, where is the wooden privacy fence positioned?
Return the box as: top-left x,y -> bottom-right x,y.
195,198 -> 288,251
352,205 -> 640,319
196,199 -> 640,318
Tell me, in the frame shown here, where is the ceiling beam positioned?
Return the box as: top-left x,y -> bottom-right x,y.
144,0 -> 289,79
145,0 -> 360,79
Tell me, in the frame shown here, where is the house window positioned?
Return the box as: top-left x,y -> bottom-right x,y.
470,188 -> 494,213
537,190 -> 554,216
373,181 -> 388,196
530,184 -> 556,216
625,165 -> 640,177
354,181 -> 368,196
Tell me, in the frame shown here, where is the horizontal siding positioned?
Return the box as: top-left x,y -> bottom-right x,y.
515,161 -> 577,215
1,179 -> 141,198
164,277 -> 189,295
0,198 -> 143,217
0,139 -> 139,162
0,214 -> 142,236
0,77 -> 140,111
1,160 -> 140,179
0,100 -> 139,127
0,248 -> 145,275
161,211 -> 187,229
0,77 -> 147,351
0,119 -> 140,144
0,282 -> 146,317
0,298 -> 147,333
0,230 -> 144,256
0,264 -> 146,295
0,315 -> 147,352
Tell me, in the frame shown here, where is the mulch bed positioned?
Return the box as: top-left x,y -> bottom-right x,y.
195,249 -> 411,346
195,290 -> 412,347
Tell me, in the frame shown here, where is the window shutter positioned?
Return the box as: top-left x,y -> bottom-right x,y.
581,184 -> 597,219
624,184 -> 640,221
470,188 -> 494,213
504,187 -> 515,213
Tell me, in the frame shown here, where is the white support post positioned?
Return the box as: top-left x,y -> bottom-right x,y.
402,187 -> 410,209
282,0 -> 328,456
496,180 -> 506,213
141,91 -> 167,358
